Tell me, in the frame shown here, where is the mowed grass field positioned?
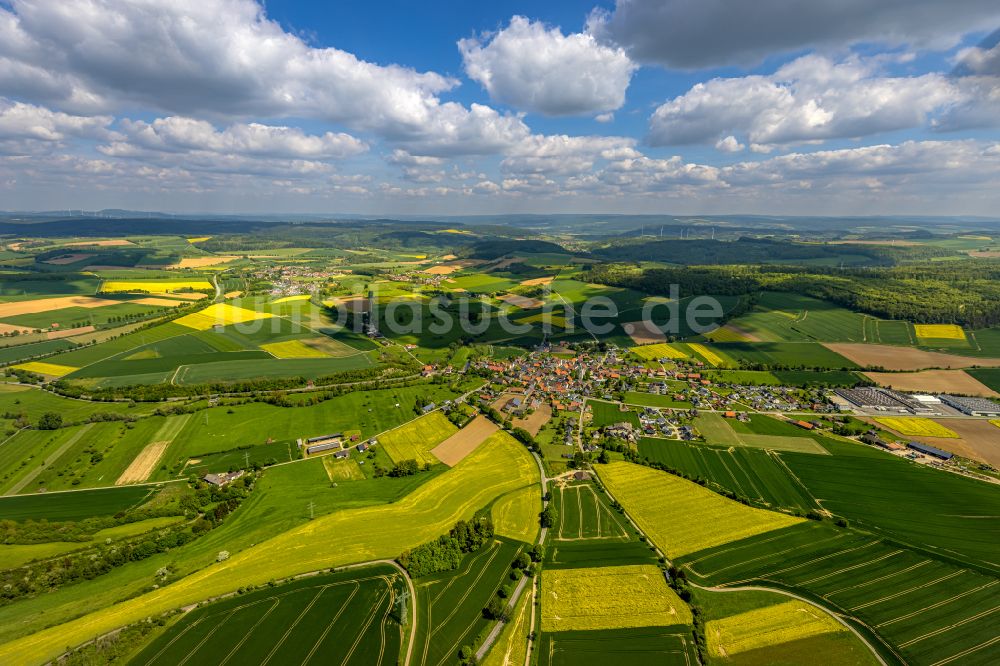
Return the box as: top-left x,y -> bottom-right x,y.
541,564 -> 691,632
129,565 -> 405,666
378,411 -> 457,466
596,462 -> 803,559
679,521 -> 1000,666
0,432 -> 538,665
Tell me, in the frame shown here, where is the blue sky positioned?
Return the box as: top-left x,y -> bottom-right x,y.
0,0 -> 998,215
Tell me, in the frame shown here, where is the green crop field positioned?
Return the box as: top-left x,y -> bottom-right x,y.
0,485 -> 159,521
129,564 -> 406,666
554,483 -> 630,541
728,414 -> 815,437
0,432 -> 538,664
780,439 -> 1000,568
449,272 -> 521,294
728,292 -> 870,343
589,400 -> 640,427
0,338 -> 77,365
712,342 -> 859,369
412,538 -> 524,666
679,522 -> 1000,666
771,369 -> 862,386
635,439 -> 816,513
966,368 -> 1000,392
623,391 -> 691,408
378,411 -> 457,466
537,626 -> 697,666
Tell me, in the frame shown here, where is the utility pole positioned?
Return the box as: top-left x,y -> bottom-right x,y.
308,501 -> 314,520
244,451 -> 249,469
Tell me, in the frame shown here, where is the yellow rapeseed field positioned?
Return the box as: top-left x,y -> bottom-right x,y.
687,343 -> 728,367
707,600 -> 845,657
186,236 -> 211,243
596,462 -> 803,559
630,342 -> 688,360
379,411 -> 457,466
914,324 -> 966,340
260,340 -> 328,359
541,564 -> 691,632
492,486 -> 541,544
990,420 -> 1000,429
875,417 -> 958,438
0,432 -> 537,665
11,361 -> 78,377
173,303 -> 273,331
100,279 -> 212,294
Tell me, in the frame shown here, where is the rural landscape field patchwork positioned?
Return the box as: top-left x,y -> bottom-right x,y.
2,194 -> 1000,666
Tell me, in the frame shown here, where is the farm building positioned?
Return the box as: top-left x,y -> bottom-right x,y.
793,420 -> 814,430
937,394 -> 1000,416
204,471 -> 244,486
907,441 -> 954,460
306,432 -> 343,444
333,449 -> 350,459
306,440 -> 342,455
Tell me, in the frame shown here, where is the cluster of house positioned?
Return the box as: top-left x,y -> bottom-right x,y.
638,407 -> 699,439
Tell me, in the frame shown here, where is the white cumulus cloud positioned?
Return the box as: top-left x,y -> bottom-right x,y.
648,55 -> 963,148
459,16 -> 636,116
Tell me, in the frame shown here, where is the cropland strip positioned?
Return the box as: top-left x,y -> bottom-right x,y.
519,276 -> 555,286
66,239 -> 134,247
706,599 -> 845,657
688,343 -> 728,367
499,293 -> 543,309
174,303 -> 274,331
12,361 -> 78,377
130,297 -> 185,307
630,342 -> 688,360
0,432 -> 537,665
101,280 -> 213,294
115,441 -> 168,485
541,564 -> 691,632
0,296 -> 120,318
863,369 -> 1000,398
822,343 -> 1000,370
626,319 -> 668,345
170,256 -> 238,268
597,462 -> 803,559
42,253 -> 95,265
260,339 -> 329,359
271,294 -> 312,304
914,324 -> 966,340
379,411 -> 457,466
431,415 -> 499,466
116,414 -> 192,485
46,326 -> 95,339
